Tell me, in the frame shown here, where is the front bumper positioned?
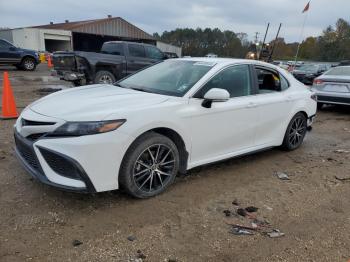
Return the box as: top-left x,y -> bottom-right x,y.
14,130 -> 96,193
14,109 -> 134,193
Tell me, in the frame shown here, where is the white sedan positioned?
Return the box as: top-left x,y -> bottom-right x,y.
14,58 -> 317,198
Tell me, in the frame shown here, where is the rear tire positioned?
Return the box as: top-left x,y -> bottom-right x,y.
119,132 -> 180,198
281,112 -> 307,151
21,57 -> 36,71
94,70 -> 116,84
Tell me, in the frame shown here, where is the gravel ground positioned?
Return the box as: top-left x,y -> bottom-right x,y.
1,65 -> 350,262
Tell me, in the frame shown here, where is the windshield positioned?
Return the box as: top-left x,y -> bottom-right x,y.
118,60 -> 215,97
298,64 -> 318,73
324,67 -> 350,76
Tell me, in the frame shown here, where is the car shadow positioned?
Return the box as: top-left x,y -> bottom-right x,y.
319,104 -> 350,115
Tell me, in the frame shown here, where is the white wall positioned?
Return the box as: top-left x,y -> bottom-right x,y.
157,41 -> 182,57
4,28 -> 72,52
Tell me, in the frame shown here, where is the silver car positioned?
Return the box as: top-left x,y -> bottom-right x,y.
312,66 -> 350,108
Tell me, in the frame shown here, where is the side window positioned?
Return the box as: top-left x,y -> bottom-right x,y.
145,46 -> 164,59
280,74 -> 289,91
255,67 -> 282,93
101,43 -> 124,55
195,65 -> 252,98
0,40 -> 11,50
128,44 -> 145,58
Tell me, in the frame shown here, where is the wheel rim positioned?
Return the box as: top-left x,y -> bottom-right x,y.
288,116 -> 306,147
99,74 -> 113,84
133,144 -> 176,193
24,60 -> 34,70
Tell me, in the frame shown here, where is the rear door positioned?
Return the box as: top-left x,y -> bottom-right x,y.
126,43 -> 155,74
252,65 -> 294,146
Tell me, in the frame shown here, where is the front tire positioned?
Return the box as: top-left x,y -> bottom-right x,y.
21,57 -> 36,71
119,132 -> 180,198
281,112 -> 307,151
94,70 -> 116,84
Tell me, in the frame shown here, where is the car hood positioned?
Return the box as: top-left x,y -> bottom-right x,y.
29,84 -> 170,121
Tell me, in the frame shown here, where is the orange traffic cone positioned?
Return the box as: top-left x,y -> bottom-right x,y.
1,71 -> 18,120
47,55 -> 53,68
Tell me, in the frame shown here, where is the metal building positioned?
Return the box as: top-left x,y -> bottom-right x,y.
0,16 -> 181,56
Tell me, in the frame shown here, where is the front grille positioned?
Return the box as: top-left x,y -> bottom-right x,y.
40,148 -> 82,180
15,134 -> 41,172
26,133 -> 46,142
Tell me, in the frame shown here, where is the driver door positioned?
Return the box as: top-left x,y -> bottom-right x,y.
187,64 -> 259,165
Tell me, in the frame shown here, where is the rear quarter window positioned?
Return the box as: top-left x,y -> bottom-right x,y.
128,44 -> 146,58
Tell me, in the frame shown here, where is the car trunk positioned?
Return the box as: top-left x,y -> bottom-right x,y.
316,76 -> 350,93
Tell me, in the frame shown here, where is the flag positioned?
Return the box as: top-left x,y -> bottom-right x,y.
302,1 -> 310,13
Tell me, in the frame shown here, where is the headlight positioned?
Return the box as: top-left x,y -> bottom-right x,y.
49,119 -> 126,137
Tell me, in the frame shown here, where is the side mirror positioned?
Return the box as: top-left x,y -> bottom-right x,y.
202,88 -> 230,108
9,46 -> 17,51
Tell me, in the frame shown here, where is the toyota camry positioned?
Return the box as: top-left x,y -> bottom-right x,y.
14,58 -> 317,198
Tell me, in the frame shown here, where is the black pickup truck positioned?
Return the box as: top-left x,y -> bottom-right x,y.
52,41 -> 166,85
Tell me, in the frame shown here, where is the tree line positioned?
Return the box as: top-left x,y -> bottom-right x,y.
154,18 -> 350,62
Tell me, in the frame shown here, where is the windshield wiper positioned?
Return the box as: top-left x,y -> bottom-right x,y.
114,83 -> 127,88
128,87 -> 153,93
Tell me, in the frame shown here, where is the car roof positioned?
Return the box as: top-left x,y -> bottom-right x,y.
174,57 -> 282,71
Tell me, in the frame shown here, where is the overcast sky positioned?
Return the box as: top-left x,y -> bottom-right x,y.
0,0 -> 348,43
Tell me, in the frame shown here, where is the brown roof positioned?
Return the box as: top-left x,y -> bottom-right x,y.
32,17 -> 154,40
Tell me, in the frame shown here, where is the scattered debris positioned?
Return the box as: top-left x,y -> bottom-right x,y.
136,250 -> 146,260
72,239 -> 83,247
232,199 -> 239,206
334,149 -> 350,154
223,210 -> 231,217
335,175 -> 350,181
127,235 -> 136,242
267,229 -> 285,238
230,228 -> 255,235
245,206 -> 259,213
263,205 -> 273,211
275,172 -> 290,180
237,208 -> 247,217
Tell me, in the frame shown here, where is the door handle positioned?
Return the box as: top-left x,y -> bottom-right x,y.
285,95 -> 293,102
246,102 -> 257,108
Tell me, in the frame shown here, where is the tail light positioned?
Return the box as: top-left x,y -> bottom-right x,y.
313,79 -> 323,85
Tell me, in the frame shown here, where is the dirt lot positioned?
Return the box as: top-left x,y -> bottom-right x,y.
1,65 -> 350,262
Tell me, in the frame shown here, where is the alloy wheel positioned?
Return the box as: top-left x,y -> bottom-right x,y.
24,60 -> 35,70
288,116 -> 306,148
99,74 -> 113,84
133,144 -> 176,193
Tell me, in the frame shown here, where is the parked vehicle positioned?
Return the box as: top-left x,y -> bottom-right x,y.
14,58 -> 316,198
0,39 -> 40,71
52,41 -> 166,86
292,64 -> 328,85
312,66 -> 350,108
164,52 -> 179,59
